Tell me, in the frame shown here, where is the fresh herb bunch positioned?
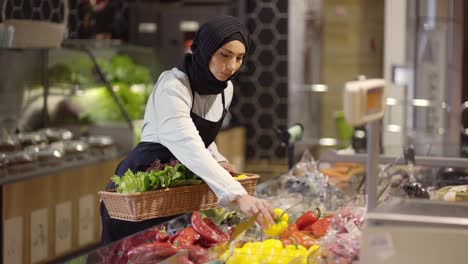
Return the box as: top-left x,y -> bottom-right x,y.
146,159 -> 183,172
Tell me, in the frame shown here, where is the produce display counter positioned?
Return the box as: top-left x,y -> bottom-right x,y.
61,147 -> 468,264
61,152 -> 362,264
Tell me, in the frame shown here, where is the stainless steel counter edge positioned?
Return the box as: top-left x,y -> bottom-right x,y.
319,149 -> 468,168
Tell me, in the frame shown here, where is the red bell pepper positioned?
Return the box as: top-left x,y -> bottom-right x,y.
191,211 -> 229,243
155,226 -> 170,242
288,231 -> 317,249
306,215 -> 333,238
295,208 -> 321,230
280,223 -> 299,239
172,226 -> 200,247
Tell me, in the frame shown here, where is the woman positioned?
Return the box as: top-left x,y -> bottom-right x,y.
100,15 -> 275,244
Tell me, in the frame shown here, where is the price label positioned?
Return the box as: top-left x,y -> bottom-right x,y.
4,216 -> 22,264
55,201 -> 72,254
79,194 -> 95,246
31,208 -> 48,263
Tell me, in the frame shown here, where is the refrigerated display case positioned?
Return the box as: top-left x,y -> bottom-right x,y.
57,146 -> 468,264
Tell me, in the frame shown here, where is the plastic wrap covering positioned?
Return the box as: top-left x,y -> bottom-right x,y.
256,150 -> 350,218
319,206 -> 364,264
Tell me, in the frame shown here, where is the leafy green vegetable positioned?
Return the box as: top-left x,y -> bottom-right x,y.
111,163 -> 202,193
72,84 -> 146,123
112,170 -> 147,193
98,54 -> 152,85
49,64 -> 72,84
68,54 -> 153,124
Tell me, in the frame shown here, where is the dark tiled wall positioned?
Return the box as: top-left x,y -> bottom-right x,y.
232,0 -> 288,160
0,0 -> 129,39
0,0 -> 288,160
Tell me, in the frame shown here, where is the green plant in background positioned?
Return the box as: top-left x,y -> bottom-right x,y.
49,57 -> 96,86
49,64 -> 72,84
48,56 -> 97,87
67,54 -> 153,124
69,56 -> 96,86
98,55 -> 152,86
48,53 -> 152,146
334,110 -> 354,149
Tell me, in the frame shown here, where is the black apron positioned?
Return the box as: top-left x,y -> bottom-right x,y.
100,90 -> 228,245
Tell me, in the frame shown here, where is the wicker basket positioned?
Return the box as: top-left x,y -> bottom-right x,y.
99,174 -> 259,221
0,0 -> 68,48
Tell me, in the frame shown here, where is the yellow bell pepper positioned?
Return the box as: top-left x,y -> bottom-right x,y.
234,174 -> 248,179
223,238 -> 320,264
279,244 -> 306,264
264,208 -> 289,237
306,245 -> 321,264
258,239 -> 283,255
284,245 -> 307,256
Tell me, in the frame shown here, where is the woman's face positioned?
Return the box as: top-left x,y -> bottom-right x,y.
209,40 -> 246,81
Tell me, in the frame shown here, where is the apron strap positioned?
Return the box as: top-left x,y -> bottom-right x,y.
190,88 -> 227,112
191,88 -> 196,111
221,90 -> 226,110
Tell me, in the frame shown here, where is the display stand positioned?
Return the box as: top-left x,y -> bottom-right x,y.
342,78 -> 386,211
365,120 -> 380,210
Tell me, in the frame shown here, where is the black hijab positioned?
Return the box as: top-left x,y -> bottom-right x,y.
177,16 -> 250,95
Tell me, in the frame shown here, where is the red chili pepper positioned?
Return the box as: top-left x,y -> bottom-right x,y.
172,227 -> 200,247
191,211 -> 229,243
126,242 -> 179,263
308,215 -> 333,238
295,208 -> 321,230
126,226 -> 161,247
110,253 -> 128,264
288,231 -> 317,249
179,245 -> 209,264
280,223 -> 299,239
203,217 -> 229,238
97,243 -> 121,264
115,238 -> 136,259
196,236 -> 219,248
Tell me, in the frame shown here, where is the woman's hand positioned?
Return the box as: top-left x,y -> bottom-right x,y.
234,194 -> 275,229
218,161 -> 237,173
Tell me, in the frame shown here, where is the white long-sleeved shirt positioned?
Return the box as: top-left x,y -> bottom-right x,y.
140,68 -> 247,206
